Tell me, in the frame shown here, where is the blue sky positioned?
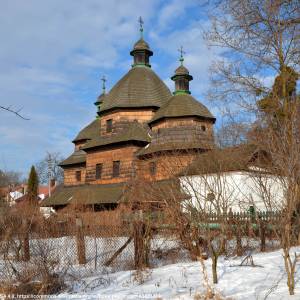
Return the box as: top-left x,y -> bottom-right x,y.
0,0 -> 220,177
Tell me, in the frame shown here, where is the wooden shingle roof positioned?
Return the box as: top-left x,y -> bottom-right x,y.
40,183 -> 125,207
72,119 -> 100,143
59,150 -> 86,167
82,122 -> 151,150
132,38 -> 151,51
100,67 -> 171,113
150,94 -> 215,125
182,144 -> 264,176
137,141 -> 211,156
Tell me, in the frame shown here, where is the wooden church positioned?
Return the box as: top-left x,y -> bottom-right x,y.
42,22 -> 216,210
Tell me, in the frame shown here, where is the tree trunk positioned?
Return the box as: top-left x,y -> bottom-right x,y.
75,218 -> 86,265
212,255 -> 218,284
22,219 -> 30,261
133,221 -> 150,269
22,233 -> 30,261
283,249 -> 295,295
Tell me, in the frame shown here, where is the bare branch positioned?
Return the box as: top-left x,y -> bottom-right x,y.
0,105 -> 29,120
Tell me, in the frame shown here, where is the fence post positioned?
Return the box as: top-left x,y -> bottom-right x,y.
228,208 -> 233,239
22,219 -> 30,261
75,217 -> 86,264
236,221 -> 243,256
260,220 -> 266,252
133,210 -> 150,269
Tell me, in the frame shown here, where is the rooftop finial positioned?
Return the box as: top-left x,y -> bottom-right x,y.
101,75 -> 106,94
138,16 -> 144,38
178,46 -> 185,66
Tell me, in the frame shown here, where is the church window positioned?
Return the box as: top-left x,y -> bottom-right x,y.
149,161 -> 157,176
113,160 -> 120,177
95,163 -> 103,179
106,119 -> 113,133
201,125 -> 206,132
75,170 -> 81,182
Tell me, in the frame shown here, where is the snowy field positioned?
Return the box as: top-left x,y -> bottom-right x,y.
54,247 -> 300,299
1,235 -> 299,299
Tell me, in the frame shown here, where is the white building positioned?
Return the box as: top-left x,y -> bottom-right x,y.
179,145 -> 285,213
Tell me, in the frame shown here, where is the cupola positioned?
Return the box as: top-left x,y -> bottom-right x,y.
130,17 -> 153,68
171,46 -> 193,95
94,76 -> 106,118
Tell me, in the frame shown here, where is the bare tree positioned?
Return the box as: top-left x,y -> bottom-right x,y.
206,0 -> 300,118
205,3 -> 300,293
35,152 -> 64,185
0,170 -> 22,187
130,149 -> 247,286
249,100 -> 300,295
174,149 -> 250,284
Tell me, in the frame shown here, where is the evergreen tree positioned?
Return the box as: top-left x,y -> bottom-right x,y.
257,66 -> 299,126
27,166 -> 39,204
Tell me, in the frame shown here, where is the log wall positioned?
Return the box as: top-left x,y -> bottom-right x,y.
100,109 -> 154,136
85,145 -> 140,184
64,165 -> 86,186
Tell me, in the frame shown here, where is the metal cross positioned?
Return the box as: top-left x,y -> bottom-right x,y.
178,46 -> 185,65
101,75 -> 106,93
138,16 -> 144,37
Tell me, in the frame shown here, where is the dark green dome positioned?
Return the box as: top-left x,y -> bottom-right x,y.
149,94 -> 215,124
100,66 -> 172,113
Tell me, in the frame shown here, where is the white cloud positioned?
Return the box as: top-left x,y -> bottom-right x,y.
155,0 -> 198,31
0,0 -> 163,174
0,0 -> 218,175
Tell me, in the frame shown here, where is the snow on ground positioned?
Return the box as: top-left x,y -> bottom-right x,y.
56,247 -> 300,300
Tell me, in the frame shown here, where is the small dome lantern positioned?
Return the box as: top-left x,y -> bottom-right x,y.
130,17 -> 153,67
171,46 -> 193,95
